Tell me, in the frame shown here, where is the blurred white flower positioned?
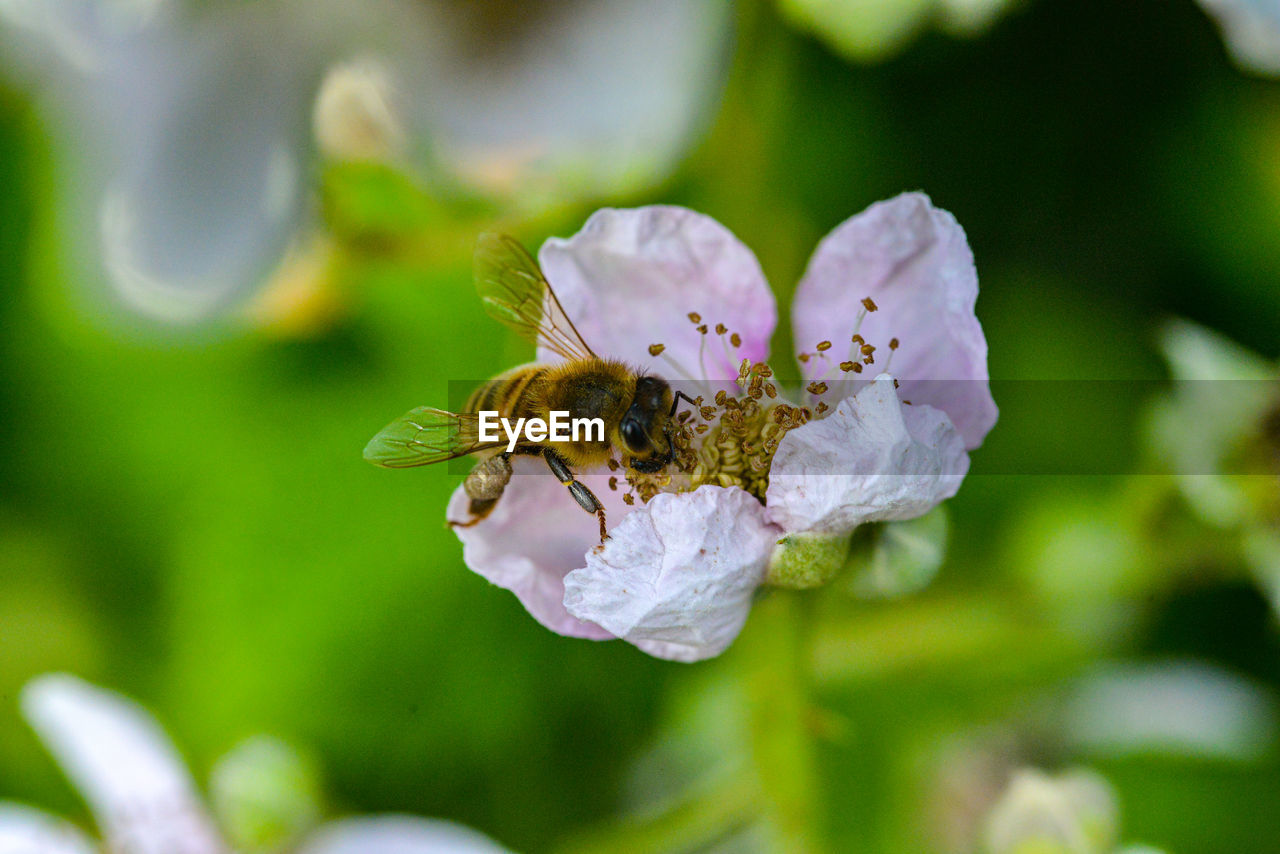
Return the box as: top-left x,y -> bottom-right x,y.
1198,0 -> 1280,76
1061,660 -> 1277,763
0,673 -> 512,854
0,0 -> 731,324
982,767 -> 1172,854
983,768 -> 1119,854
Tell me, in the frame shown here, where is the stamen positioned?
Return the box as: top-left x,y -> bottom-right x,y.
884,337 -> 900,372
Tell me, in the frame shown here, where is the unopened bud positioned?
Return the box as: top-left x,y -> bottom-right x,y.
983,768 -> 1119,854
313,60 -> 405,162
766,531 -> 852,589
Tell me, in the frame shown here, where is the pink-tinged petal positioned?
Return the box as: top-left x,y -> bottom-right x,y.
563,485 -> 778,662
792,193 -> 996,449
765,375 -> 968,535
20,674 -> 228,854
448,456 -> 632,640
0,804 -> 97,854
538,206 -> 777,382
296,816 -> 511,854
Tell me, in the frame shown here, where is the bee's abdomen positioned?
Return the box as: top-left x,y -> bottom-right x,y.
464,364 -> 549,419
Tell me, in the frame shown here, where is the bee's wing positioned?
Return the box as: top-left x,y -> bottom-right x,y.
363,407 -> 504,468
474,232 -> 598,362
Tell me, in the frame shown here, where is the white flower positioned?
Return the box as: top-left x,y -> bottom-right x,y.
452,194 -> 996,662
0,0 -> 731,323
0,673 -> 512,854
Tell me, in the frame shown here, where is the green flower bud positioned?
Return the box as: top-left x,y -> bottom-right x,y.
210,736 -> 323,853
766,530 -> 852,589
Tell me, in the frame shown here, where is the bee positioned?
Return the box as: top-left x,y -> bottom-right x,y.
364,233 -> 694,541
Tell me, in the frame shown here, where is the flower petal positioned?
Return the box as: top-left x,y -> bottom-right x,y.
0,803 -> 97,854
538,206 -> 777,382
399,0 -> 730,200
92,11 -> 318,324
792,192 -> 996,449
563,485 -> 778,662
765,375 -> 968,535
296,816 -> 511,854
1197,0 -> 1280,76
20,674 -> 228,854
448,456 -> 628,640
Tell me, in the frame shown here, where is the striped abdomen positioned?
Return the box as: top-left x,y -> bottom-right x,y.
463,363 -> 550,421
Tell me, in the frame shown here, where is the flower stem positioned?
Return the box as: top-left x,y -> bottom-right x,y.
735,590 -> 826,854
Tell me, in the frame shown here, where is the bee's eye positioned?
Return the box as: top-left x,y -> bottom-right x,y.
620,417 -> 649,452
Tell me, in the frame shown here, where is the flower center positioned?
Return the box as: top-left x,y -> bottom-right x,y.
610,299 -> 901,506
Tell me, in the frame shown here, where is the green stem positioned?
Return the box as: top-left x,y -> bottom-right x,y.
736,590 -> 826,854
551,772 -> 760,854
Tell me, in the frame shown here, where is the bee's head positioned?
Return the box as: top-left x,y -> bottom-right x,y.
619,375 -> 674,472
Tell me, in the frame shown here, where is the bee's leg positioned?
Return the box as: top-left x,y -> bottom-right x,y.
449,453 -> 513,529
542,447 -> 608,542
670,390 -> 699,416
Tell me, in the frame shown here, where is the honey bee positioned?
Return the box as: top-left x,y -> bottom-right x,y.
364,233 -> 693,541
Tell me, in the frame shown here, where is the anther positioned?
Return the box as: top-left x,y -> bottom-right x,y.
861,297 -> 878,312
648,343 -> 666,356
688,312 -> 702,324
893,378 -> 900,389
798,353 -> 811,363
608,476 -> 618,491
860,344 -> 876,356
764,383 -> 778,399
840,360 -> 856,372
696,324 -> 708,335
607,458 -> 621,472
889,338 -> 899,350
700,405 -> 717,421
816,340 -> 832,352
715,323 -> 728,335
714,390 -> 728,405
623,493 -> 635,505
807,381 -> 829,396
730,332 -> 742,348
816,401 -> 829,415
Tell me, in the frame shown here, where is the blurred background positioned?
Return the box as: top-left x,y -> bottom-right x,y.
1,0 -> 1279,852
